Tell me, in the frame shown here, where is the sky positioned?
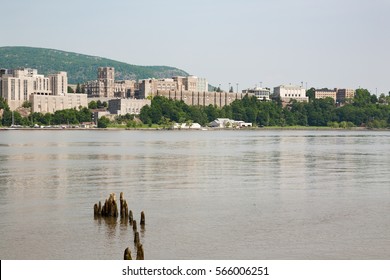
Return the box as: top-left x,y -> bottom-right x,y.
1,0 -> 389,94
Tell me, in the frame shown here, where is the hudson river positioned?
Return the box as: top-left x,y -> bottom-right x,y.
0,130 -> 389,259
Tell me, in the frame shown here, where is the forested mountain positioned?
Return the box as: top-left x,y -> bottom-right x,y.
0,46 -> 188,83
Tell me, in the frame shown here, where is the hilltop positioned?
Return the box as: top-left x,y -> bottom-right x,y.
0,46 -> 189,84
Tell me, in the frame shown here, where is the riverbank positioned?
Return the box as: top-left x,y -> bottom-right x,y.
0,125 -> 379,131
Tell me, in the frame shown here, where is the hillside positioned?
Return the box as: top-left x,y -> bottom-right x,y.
0,46 -> 188,84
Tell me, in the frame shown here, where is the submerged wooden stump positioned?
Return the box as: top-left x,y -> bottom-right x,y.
140,211 -> 145,226
129,210 -> 133,225
124,247 -> 132,260
94,203 -> 99,215
120,192 -> 129,219
136,243 -> 144,260
94,193 -> 118,218
134,231 -> 140,244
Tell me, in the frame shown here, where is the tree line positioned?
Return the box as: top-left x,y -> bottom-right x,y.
139,89 -> 390,128
2,88 -> 390,128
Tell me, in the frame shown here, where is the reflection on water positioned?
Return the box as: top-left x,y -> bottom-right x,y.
0,130 -> 390,259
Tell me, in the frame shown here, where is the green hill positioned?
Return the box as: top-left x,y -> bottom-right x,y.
0,46 -> 189,84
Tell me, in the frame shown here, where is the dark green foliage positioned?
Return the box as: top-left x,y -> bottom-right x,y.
0,46 -> 189,84
139,90 -> 390,128
97,116 -> 110,128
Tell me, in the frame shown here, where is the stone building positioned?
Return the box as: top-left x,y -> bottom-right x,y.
108,98 -> 151,115
314,88 -> 337,102
0,68 -> 71,110
274,85 -> 308,103
151,90 -> 243,107
85,67 -> 136,98
336,89 -> 355,104
30,93 -> 88,113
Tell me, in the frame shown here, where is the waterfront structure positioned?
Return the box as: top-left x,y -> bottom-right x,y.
172,122 -> 202,129
314,88 -> 337,102
108,98 -> 151,115
0,68 -> 74,111
30,93 -> 88,113
242,87 -> 271,101
274,85 -> 308,103
209,118 -> 252,128
336,88 -> 355,104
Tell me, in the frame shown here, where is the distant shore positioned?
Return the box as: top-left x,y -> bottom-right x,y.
0,126 -> 381,131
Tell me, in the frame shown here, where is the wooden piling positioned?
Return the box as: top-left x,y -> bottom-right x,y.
140,211 -> 145,226
124,247 -> 132,260
133,220 -> 137,231
94,203 -> 98,215
136,243 -> 144,260
129,210 -> 133,225
134,231 -> 140,244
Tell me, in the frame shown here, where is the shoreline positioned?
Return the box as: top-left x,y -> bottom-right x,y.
0,126 -> 384,131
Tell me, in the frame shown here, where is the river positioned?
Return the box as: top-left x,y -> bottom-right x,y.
0,129 -> 389,259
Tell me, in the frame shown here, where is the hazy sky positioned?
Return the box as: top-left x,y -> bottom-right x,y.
1,0 -> 389,93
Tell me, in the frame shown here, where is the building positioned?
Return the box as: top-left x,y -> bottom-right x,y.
242,87 -> 271,101
30,93 -> 88,113
314,88 -> 337,102
114,80 -> 137,98
274,85 -> 308,103
138,78 -> 178,99
336,89 -> 355,104
48,71 -> 68,96
152,90 -> 243,107
98,67 -> 115,98
108,98 -> 151,115
85,67 -> 118,98
172,76 -> 208,93
0,68 -> 69,110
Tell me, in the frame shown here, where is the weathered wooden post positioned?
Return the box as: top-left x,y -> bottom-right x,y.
136,243 -> 144,260
132,220 -> 137,231
129,210 -> 133,225
109,193 -> 118,217
134,231 -> 140,244
124,247 -> 132,260
94,203 -> 99,215
140,211 -> 145,226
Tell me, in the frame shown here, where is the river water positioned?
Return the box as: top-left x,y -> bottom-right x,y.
0,129 -> 389,259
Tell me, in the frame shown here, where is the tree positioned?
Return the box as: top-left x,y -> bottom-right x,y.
354,89 -> 371,107
88,100 -> 98,109
97,116 -> 110,128
306,88 -> 315,101
67,86 -> 74,93
22,101 -> 32,108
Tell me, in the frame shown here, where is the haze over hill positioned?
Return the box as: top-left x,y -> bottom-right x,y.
0,46 -> 189,84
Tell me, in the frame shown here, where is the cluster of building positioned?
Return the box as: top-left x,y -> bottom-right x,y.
0,68 -> 87,112
0,66 -> 356,123
242,85 -> 355,105
313,88 -> 355,104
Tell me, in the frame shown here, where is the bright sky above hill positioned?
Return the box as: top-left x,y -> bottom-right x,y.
1,0 -> 389,94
